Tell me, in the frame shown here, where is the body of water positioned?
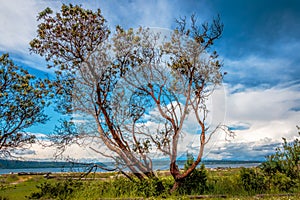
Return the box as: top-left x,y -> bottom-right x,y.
0,161 -> 261,175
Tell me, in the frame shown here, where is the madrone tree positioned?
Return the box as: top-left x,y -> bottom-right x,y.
30,4 -> 156,180
0,54 -> 49,156
30,4 -> 226,191
112,18 -> 225,191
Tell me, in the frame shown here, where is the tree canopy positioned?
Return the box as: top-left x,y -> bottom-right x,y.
0,54 -> 49,156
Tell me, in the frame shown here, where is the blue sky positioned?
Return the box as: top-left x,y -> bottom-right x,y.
0,0 -> 299,161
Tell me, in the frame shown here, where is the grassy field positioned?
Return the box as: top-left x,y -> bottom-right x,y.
0,174 -> 43,200
0,169 -> 299,200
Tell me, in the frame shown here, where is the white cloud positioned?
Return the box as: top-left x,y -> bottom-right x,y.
86,0 -> 175,29
202,82 -> 300,160
14,133 -> 112,162
0,0 -> 177,72
225,55 -> 293,83
0,0 -> 60,72
0,0 -> 56,54
17,82 -> 299,162
164,82 -> 300,161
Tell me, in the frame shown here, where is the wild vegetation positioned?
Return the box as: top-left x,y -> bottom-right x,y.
0,167 -> 299,199
0,126 -> 297,199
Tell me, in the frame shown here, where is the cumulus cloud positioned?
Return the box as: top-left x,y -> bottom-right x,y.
23,81 -> 299,162
207,139 -> 281,161
201,82 -> 300,160
161,81 -> 300,161
12,133 -> 111,162
0,0 -> 61,72
0,0 -> 58,54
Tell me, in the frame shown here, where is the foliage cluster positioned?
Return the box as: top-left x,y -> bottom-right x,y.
27,179 -> 82,200
177,153 -> 208,195
239,168 -> 267,194
0,54 -> 49,154
239,128 -> 300,194
27,177 -> 171,199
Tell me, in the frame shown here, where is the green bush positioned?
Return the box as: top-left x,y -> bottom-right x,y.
71,176 -> 173,199
207,172 -> 243,195
136,178 -> 169,197
240,167 -> 266,194
260,126 -> 300,192
28,179 -> 82,200
5,175 -> 19,184
271,171 -> 294,192
177,164 -> 208,195
177,153 -> 208,195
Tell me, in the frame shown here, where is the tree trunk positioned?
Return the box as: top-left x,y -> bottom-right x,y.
169,161 -> 182,193
170,180 -> 181,193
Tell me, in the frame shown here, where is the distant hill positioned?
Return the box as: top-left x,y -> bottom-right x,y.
0,159 -> 94,169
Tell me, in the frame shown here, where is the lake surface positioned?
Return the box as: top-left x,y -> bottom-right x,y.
0,161 -> 261,175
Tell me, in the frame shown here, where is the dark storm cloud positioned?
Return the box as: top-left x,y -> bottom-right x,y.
208,140 -> 280,160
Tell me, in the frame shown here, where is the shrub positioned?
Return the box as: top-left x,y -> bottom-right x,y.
73,176 -> 172,198
177,153 -> 208,195
28,179 -> 82,200
207,172 -> 243,195
5,175 -> 18,183
271,171 -> 294,192
260,126 -> 300,192
240,167 -> 266,194
136,178 -> 168,197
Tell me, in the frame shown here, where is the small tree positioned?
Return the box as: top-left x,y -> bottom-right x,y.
260,126 -> 300,191
0,54 -> 49,155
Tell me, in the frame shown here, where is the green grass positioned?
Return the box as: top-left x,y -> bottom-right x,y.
0,168 -> 299,200
0,175 -> 45,200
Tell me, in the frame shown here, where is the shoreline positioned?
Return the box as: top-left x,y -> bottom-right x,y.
0,163 -> 261,176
